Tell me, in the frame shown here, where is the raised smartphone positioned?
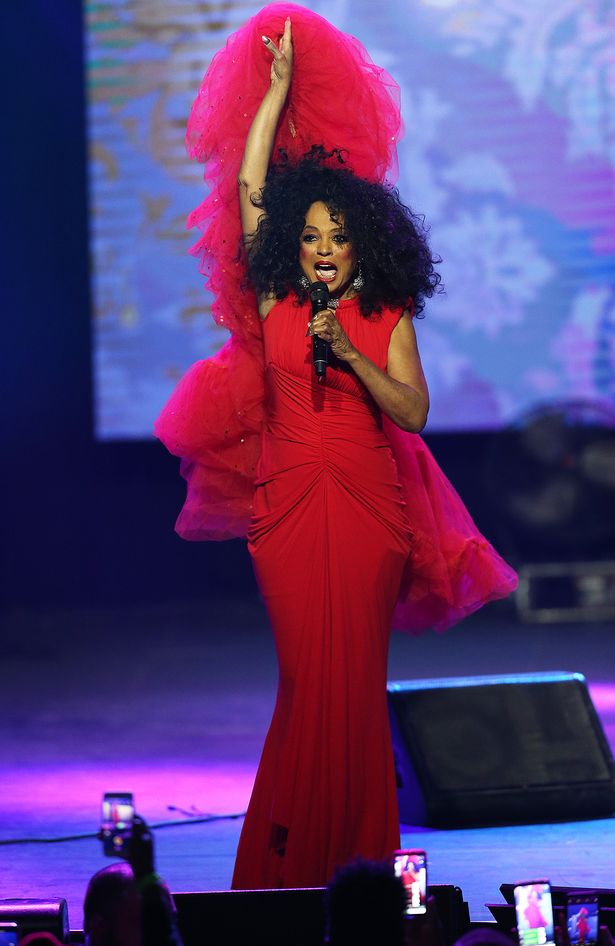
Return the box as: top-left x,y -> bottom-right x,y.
393,848 -> 427,915
567,892 -> 599,946
101,791 -> 135,858
514,880 -> 555,946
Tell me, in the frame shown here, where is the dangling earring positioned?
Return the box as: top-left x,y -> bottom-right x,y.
299,274 -> 310,290
352,263 -> 365,292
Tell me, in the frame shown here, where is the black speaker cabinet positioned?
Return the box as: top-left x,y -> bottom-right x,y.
387,671 -> 615,827
174,884 -> 468,946
0,899 -> 69,941
174,888 -> 326,946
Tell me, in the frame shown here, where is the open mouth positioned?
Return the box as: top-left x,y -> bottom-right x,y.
314,263 -> 338,282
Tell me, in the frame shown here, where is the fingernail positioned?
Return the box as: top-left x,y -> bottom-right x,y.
261,35 -> 269,43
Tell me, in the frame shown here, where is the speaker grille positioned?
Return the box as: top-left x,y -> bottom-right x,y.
396,679 -> 611,792
388,673 -> 615,826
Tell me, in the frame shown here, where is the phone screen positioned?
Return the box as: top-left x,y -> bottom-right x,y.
567,894 -> 599,946
101,792 -> 134,857
393,849 -> 427,915
514,881 -> 555,946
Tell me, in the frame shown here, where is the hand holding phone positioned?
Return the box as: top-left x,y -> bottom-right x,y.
514,880 -> 555,946
128,815 -> 155,880
393,849 -> 427,916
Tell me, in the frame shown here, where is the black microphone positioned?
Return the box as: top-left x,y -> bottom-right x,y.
309,280 -> 330,379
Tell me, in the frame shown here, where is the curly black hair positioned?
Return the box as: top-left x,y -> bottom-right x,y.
246,146 -> 441,317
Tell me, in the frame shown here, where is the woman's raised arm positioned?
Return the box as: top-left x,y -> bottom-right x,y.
238,17 -> 293,244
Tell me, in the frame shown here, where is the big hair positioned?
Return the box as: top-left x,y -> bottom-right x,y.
247,146 -> 441,316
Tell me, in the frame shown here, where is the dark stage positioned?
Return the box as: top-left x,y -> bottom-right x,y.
1,597 -> 614,933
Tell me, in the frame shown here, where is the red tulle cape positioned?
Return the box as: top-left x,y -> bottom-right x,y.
154,3 -> 518,633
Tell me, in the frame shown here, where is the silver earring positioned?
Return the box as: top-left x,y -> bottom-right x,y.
352,263 -> 365,292
299,274 -> 310,290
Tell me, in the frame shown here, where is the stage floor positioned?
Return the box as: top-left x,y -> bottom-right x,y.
1,597 -> 614,931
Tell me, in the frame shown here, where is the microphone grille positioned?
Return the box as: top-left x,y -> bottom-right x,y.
309,280 -> 329,303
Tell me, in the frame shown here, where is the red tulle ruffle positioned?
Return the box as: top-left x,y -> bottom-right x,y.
184,2 -> 403,340
384,422 -> 518,632
155,335 -> 265,541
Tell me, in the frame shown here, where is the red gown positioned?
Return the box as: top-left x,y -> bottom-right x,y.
154,1 -> 519,892
232,296 -> 409,888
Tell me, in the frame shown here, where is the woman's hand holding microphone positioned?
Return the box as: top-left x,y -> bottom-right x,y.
308,310 -> 357,362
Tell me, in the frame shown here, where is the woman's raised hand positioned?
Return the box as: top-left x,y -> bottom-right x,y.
262,17 -> 293,91
238,18 -> 292,246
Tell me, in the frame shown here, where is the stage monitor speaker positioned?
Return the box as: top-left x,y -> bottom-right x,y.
174,884 -> 468,946
387,671 -> 615,827
0,899 -> 69,941
174,888 -> 325,946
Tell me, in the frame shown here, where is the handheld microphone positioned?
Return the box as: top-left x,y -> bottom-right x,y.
309,280 -> 330,379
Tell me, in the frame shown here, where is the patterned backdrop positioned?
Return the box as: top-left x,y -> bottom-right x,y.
86,0 -> 615,438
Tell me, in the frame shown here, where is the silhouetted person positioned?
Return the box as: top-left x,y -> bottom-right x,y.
454,930 -> 516,946
325,859 -> 407,946
19,936 -> 65,946
83,862 -> 141,946
85,815 -> 183,946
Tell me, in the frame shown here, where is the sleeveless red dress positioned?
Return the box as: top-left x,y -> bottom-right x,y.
154,1 -> 519,892
232,296 -> 409,887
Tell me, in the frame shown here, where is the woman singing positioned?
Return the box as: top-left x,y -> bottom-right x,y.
155,3 -> 517,890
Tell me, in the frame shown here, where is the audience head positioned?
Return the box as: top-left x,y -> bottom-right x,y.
325,858 -> 407,946
83,861 -> 141,946
19,936 -> 64,946
454,930 -> 516,946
